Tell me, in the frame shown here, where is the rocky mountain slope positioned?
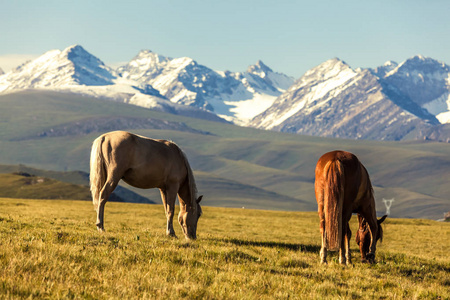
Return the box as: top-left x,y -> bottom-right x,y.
250,57 -> 450,141
117,50 -> 294,123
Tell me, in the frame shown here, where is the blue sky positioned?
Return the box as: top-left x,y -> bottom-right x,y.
1,0 -> 449,77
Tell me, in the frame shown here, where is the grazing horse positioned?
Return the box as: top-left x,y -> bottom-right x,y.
314,150 -> 387,265
90,131 -> 203,240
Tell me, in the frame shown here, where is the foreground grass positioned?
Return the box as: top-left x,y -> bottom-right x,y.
0,198 -> 449,299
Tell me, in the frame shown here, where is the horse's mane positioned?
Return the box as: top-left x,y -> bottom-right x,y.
364,167 -> 384,241
173,142 -> 198,207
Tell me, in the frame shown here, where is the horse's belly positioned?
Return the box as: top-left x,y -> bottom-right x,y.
122,174 -> 164,189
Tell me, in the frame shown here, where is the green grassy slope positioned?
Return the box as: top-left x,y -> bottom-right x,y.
0,198 -> 449,299
1,90 -> 449,219
0,165 -> 155,204
0,173 -> 91,200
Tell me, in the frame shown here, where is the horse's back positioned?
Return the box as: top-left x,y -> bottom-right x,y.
316,151 -> 363,180
100,131 -> 174,159
99,131 -> 186,189
316,150 -> 371,211
317,150 -> 359,169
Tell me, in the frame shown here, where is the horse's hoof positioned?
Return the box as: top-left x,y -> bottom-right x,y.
97,227 -> 105,233
366,253 -> 375,263
167,232 -> 178,239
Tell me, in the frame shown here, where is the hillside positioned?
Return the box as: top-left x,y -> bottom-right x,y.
0,173 -> 91,200
0,90 -> 449,219
0,171 -> 153,204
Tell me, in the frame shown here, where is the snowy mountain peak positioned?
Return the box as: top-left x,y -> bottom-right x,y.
384,60 -> 398,67
132,50 -> 171,66
0,67 -> 4,76
391,55 -> 449,76
382,55 -> 450,107
62,44 -> 116,86
0,45 -> 116,93
247,60 -> 273,76
371,60 -> 398,78
297,58 -> 356,90
303,58 -> 352,78
63,44 -> 102,66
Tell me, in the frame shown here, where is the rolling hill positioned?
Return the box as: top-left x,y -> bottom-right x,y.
0,173 -> 91,200
0,169 -> 154,204
0,90 -> 449,219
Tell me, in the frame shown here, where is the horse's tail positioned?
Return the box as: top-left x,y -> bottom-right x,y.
323,159 -> 345,251
90,136 -> 106,211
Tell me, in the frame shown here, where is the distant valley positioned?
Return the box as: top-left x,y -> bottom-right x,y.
0,90 -> 448,220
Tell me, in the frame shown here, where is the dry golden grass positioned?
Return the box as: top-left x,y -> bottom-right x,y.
0,198 -> 449,299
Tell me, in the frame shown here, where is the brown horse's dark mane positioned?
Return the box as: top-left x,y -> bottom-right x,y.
360,217 -> 384,243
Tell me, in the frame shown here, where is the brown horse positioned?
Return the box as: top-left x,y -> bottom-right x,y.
90,131 -> 203,239
314,150 -> 387,265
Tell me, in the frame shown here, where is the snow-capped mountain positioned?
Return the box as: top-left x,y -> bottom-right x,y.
0,45 -> 227,122
117,50 -> 294,123
0,45 -> 293,124
0,45 -> 116,91
379,55 -> 450,124
1,45 -> 450,141
250,57 -> 448,141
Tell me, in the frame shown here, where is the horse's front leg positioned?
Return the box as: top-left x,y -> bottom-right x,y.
160,188 -> 177,238
344,225 -> 352,266
363,215 -> 378,263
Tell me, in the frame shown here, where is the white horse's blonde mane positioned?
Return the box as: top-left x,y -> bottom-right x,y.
178,146 -> 198,206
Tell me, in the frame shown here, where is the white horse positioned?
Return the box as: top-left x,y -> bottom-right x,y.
90,131 -> 202,239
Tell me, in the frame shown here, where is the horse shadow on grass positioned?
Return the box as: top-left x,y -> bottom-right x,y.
210,237 -> 321,253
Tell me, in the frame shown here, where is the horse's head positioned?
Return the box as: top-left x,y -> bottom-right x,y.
178,195 -> 203,240
356,214 -> 387,263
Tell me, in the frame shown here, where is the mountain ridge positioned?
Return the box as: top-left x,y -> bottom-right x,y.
1,45 -> 450,141
250,56 -> 450,141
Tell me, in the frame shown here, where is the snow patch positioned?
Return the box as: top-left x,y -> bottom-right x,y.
436,111 -> 450,124
423,92 -> 450,123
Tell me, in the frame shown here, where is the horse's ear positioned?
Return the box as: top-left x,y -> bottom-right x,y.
196,195 -> 203,204
378,215 -> 387,225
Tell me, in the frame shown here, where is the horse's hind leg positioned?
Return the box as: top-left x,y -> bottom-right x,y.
319,214 -> 327,264
96,173 -> 120,232
317,193 -> 327,264
160,187 -> 178,238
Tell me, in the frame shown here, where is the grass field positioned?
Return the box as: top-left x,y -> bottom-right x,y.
1,198 -> 449,299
